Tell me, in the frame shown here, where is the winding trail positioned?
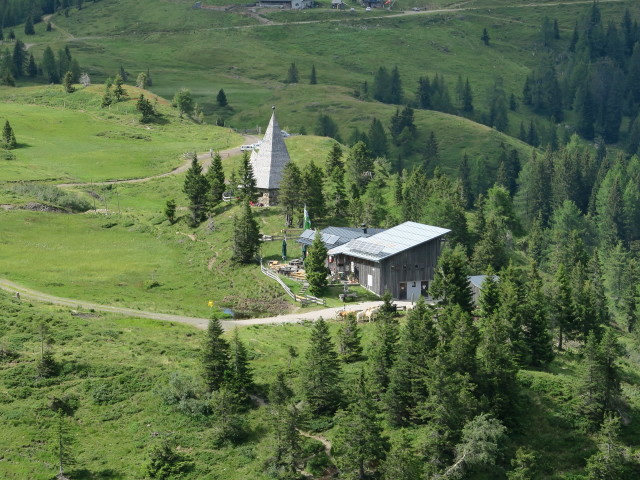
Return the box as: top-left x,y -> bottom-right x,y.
56,134 -> 260,188
0,277 -> 414,331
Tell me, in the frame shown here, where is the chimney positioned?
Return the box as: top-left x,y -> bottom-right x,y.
361,223 -> 367,234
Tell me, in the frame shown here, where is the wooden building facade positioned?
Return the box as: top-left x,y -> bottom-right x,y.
327,222 -> 450,300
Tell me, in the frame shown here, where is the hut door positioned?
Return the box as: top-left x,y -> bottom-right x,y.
399,282 -> 407,300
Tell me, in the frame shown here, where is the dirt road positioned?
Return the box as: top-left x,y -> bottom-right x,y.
0,277 -> 414,330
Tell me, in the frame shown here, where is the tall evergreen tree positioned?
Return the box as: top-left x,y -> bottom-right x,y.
2,120 -> 17,149
227,328 -> 253,405
338,314 -> 362,363
238,151 -> 258,203
278,162 -> 303,226
202,316 -> 229,392
206,152 -> 225,212
42,46 -> 58,83
333,372 -> 389,480
183,154 -> 208,224
300,318 -> 342,415
232,201 -> 260,264
305,231 -> 330,296
216,88 -> 228,107
285,62 -> 299,83
303,160 -> 325,220
367,117 -> 388,158
430,245 -> 474,313
309,64 -> 317,84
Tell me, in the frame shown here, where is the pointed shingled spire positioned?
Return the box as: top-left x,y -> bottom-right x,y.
250,107 -> 291,190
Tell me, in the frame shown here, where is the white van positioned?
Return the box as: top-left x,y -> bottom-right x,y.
240,145 -> 254,151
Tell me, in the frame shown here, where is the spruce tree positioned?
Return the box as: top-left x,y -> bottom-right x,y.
216,88 -> 228,107
238,151 -> 257,203
202,316 -> 229,392
585,414 -> 627,479
183,154 -> 208,225
338,313 -> 362,363
206,152 -> 225,212
481,27 -> 490,45
27,53 -> 37,77
309,64 -> 317,84
285,62 -> 299,83
300,318 -> 342,415
232,200 -> 260,264
24,15 -> 35,35
477,312 -> 518,422
381,431 -> 422,480
228,328 -> 253,405
522,262 -> 554,367
267,403 -> 301,477
279,162 -> 303,226
333,372 -> 389,479
2,120 -> 17,150
462,78 -> 474,112
430,245 -> 474,313
113,73 -> 126,102
367,117 -> 388,158
304,230 -> 329,296
303,160 -> 325,220
269,370 -> 294,405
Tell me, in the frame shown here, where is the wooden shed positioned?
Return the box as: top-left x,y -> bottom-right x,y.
327,221 -> 450,300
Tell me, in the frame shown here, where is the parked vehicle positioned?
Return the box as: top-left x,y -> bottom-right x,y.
240,144 -> 254,151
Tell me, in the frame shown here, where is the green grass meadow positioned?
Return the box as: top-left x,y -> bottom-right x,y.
1,290 -> 639,479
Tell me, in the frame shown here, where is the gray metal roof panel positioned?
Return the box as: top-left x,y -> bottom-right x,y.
328,222 -> 450,261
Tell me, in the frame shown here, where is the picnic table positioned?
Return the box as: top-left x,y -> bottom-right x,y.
339,292 -> 358,302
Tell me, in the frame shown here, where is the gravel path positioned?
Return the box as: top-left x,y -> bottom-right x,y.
0,277 -> 414,330
56,135 -> 260,188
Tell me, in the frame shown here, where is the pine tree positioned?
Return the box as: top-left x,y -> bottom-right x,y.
285,62 -> 299,83
49,397 -> 78,480
279,162 -> 303,226
430,245 -> 473,313
303,160 -> 325,220
367,117 -> 388,158
183,154 -> 208,225
305,231 -> 329,296
205,152 -> 225,212
269,370 -> 294,405
389,66 -> 402,104
585,414 -> 627,479
232,200 -> 260,264
477,310 -> 518,422
27,53 -> 37,77
113,73 -> 127,102
12,40 -> 26,78
216,88 -> 228,107
2,120 -> 17,150
267,403 -> 302,477
300,318 -> 342,415
227,328 -> 253,405
309,64 -> 317,84
481,27 -> 490,45
381,431 -> 422,480
522,262 -> 554,367
238,151 -> 258,203
385,299 -> 433,424
202,316 -> 229,392
333,372 -> 389,480
24,15 -> 35,35
164,199 -> 176,224
338,314 -> 362,363
416,76 -> 431,109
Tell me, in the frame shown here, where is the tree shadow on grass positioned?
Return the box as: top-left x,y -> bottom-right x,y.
67,468 -> 120,479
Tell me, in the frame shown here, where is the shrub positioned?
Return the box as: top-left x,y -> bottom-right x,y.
10,183 -> 91,212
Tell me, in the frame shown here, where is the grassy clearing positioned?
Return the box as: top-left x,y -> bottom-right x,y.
0,207 -> 294,318
0,85 -> 242,183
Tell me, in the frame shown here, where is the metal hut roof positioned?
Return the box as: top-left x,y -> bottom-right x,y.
327,221 -> 450,262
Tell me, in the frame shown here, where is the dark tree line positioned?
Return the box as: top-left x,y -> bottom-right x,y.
526,4 -> 640,147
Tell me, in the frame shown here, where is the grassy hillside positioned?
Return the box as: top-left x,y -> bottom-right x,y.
1,290 -> 639,479
0,85 -> 242,183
